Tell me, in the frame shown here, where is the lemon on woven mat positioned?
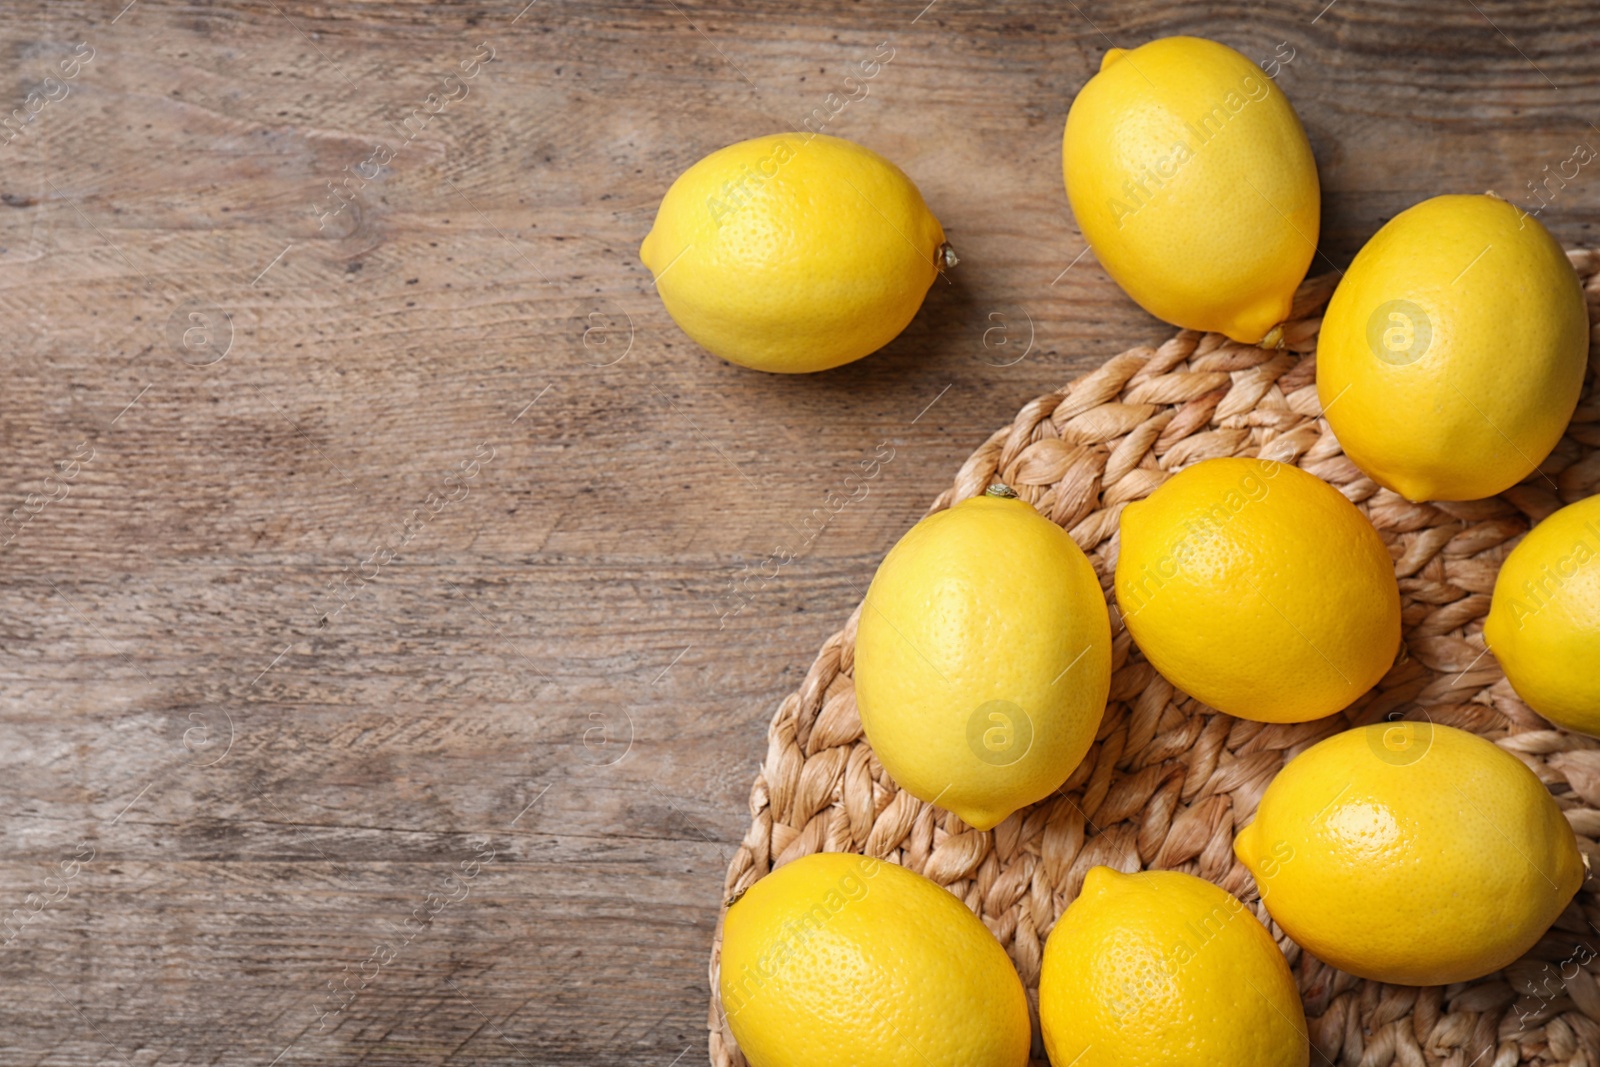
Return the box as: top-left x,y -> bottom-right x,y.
1315,193 -> 1588,502
1485,495 -> 1600,735
854,486 -> 1112,831
1236,722 -> 1584,986
1114,457 -> 1400,723
719,852 -> 1030,1067
639,133 -> 950,373
1062,36 -> 1319,344
1039,867 -> 1309,1067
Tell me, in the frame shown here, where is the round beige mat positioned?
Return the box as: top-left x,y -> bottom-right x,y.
709,255 -> 1600,1067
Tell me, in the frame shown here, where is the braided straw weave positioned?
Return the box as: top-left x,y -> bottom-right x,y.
709,253 -> 1600,1067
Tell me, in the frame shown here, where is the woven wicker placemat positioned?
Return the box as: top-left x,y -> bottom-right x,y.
708,254 -> 1600,1067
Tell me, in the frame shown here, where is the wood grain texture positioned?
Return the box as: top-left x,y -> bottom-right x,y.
0,1 -> 1598,1063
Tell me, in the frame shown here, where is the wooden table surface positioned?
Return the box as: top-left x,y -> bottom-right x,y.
3,1 -> 1599,1063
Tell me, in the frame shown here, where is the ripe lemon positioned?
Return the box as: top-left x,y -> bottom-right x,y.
1485,495 -> 1600,734
1039,867 -> 1308,1067
1063,36 -> 1320,343
854,487 -> 1112,830
1236,722 -> 1584,985
1115,458 -> 1400,723
719,852 -> 1030,1067
639,133 -> 949,373
1316,194 -> 1588,502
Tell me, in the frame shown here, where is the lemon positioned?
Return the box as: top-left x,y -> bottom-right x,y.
1315,194 -> 1588,502
1039,867 -> 1308,1067
854,487 -> 1112,830
1236,722 -> 1584,986
1485,495 -> 1600,734
1063,36 -> 1320,343
1114,457 -> 1400,723
639,133 -> 948,373
719,852 -> 1030,1067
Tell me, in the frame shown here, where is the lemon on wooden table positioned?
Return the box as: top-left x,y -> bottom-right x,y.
639,133 -> 950,373
854,486 -> 1112,831
718,852 -> 1030,1067
1315,194 -> 1588,502
1485,495 -> 1600,735
1114,457 -> 1400,723
1039,867 -> 1309,1067
1235,722 -> 1584,986
1063,36 -> 1320,343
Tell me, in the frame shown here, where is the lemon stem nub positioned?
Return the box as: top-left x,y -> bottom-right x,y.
1259,323 -> 1286,350
938,243 -> 959,271
986,483 -> 1017,499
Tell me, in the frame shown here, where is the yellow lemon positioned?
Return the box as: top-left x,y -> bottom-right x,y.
1485,495 -> 1600,734
719,852 -> 1030,1067
1236,722 -> 1584,986
639,133 -> 949,373
1039,867 -> 1308,1067
1063,36 -> 1319,343
854,486 -> 1112,830
1316,194 -> 1588,502
1115,458 -> 1400,723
